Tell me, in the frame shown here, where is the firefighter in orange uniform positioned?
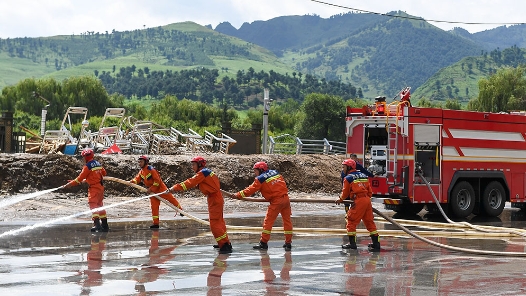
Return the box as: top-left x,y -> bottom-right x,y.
336,159 -> 380,252
232,162 -> 293,251
343,154 -> 374,213
170,156 -> 233,254
130,155 -> 183,229
64,148 -> 109,232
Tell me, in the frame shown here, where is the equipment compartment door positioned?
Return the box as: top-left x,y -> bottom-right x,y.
413,124 -> 442,202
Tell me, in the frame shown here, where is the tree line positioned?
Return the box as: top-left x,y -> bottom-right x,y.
0,65 -> 522,143
96,66 -> 362,104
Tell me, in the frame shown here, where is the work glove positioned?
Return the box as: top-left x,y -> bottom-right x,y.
335,199 -> 342,205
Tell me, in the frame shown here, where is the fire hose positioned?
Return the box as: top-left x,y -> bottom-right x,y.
104,177 -> 526,256
416,169 -> 526,237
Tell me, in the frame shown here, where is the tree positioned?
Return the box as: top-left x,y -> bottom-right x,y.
472,66 -> 526,112
444,99 -> 462,110
296,93 -> 345,141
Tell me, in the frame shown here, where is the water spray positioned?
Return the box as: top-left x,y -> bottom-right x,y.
0,191 -> 162,238
0,185 -> 65,210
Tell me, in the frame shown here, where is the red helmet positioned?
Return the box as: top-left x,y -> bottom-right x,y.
191,156 -> 206,167
342,159 -> 356,169
81,148 -> 94,158
253,161 -> 268,171
138,155 -> 149,163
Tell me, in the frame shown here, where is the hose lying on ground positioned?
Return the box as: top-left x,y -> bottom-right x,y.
220,185 -> 526,257
104,177 -> 526,255
416,171 -> 526,238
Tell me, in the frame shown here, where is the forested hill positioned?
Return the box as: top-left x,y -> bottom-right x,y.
4,13 -> 526,102
215,13 -> 385,54
0,22 -> 294,90
451,24 -> 526,51
216,12 -> 482,98
414,45 -> 526,102
98,66 -> 360,104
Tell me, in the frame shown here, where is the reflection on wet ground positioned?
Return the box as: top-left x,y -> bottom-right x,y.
2,208 -> 526,295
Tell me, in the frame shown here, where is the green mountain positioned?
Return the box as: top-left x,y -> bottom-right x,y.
216,12 -> 482,98
215,13 -> 385,54
413,45 -> 526,102
4,13 -> 526,102
451,24 -> 526,51
0,22 -> 294,90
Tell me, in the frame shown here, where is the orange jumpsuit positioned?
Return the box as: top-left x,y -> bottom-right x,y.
131,165 -> 182,225
338,170 -> 378,237
171,167 -> 230,248
68,159 -> 107,221
234,170 -> 293,244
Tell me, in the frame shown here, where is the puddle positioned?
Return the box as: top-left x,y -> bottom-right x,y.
1,209 -> 526,295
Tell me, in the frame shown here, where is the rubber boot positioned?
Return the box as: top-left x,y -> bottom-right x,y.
218,242 -> 233,254
150,224 -> 160,229
283,243 -> 292,251
342,235 -> 357,249
213,244 -> 219,249
100,218 -> 109,232
91,218 -> 102,232
253,241 -> 268,250
368,235 -> 381,252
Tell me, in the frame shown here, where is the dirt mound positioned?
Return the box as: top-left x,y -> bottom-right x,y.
0,153 -> 348,221
0,153 -> 345,196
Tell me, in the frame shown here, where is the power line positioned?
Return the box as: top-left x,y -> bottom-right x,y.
309,0 -> 526,27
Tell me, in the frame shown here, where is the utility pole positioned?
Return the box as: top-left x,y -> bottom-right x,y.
262,88 -> 271,154
33,92 -> 50,136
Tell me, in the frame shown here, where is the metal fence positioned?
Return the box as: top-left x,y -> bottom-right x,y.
268,134 -> 346,155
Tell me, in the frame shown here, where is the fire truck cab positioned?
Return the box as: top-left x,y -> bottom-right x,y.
345,91 -> 526,218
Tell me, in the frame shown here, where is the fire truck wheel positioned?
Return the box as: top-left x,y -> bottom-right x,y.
449,181 -> 476,218
481,181 -> 506,217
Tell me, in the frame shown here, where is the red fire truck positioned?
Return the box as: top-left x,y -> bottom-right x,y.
345,88 -> 526,218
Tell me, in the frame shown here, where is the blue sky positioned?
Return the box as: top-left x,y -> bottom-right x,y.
1,0 -> 525,38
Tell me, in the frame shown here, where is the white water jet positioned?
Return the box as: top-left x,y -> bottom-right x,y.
0,192 -> 165,238
0,186 -> 64,209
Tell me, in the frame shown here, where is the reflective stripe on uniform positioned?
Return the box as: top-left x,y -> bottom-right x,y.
370,230 -> 378,236
90,167 -> 103,172
262,229 -> 272,235
215,232 -> 227,242
352,178 -> 369,183
141,173 -> 152,179
347,231 -> 357,236
283,230 -> 293,235
180,182 -> 187,191
239,191 -> 246,198
153,182 -> 159,186
265,175 -> 280,183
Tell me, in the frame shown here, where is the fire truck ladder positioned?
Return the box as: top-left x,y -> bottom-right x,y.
386,121 -> 398,185
385,101 -> 407,185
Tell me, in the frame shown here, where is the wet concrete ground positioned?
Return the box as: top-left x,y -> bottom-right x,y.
2,207 -> 526,295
